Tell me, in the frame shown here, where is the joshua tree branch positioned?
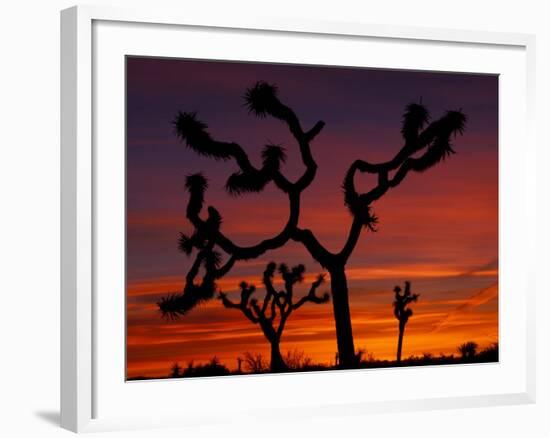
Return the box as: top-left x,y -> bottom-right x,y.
276,310 -> 291,339
219,283 -> 260,324
177,82 -> 325,197
214,255 -> 236,279
225,194 -> 299,259
185,252 -> 205,287
187,182 -> 301,263
338,108 -> 467,264
305,120 -> 326,142
344,109 -> 466,207
250,300 -> 264,320
268,294 -> 278,322
262,262 -> 279,295
338,216 -> 364,263
291,227 -> 334,268
294,121 -> 324,191
292,274 -> 330,310
260,289 -> 273,315
174,111 -> 293,194
244,81 -> 324,191
218,292 -> 240,309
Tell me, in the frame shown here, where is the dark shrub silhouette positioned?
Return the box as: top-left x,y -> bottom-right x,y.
242,352 -> 268,373
180,357 -> 230,378
170,362 -> 182,378
476,342 -> 498,362
284,349 -> 313,370
158,81 -> 467,367
219,262 -> 329,372
393,281 -> 419,364
458,341 -> 478,360
154,340 -> 497,380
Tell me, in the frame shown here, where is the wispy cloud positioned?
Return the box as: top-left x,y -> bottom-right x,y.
431,282 -> 498,332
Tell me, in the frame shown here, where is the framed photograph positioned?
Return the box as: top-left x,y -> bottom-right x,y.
61,5 -> 536,433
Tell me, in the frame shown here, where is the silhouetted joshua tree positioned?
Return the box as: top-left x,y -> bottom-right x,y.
458,341 -> 478,360
393,281 -> 419,364
157,81 -> 466,368
219,262 -> 329,372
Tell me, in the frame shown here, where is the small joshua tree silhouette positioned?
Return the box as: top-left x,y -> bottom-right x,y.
393,281 -> 419,364
157,81 -> 466,367
219,262 -> 329,373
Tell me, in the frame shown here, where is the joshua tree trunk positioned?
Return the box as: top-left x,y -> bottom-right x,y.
329,266 -> 356,368
269,338 -> 287,372
396,322 -> 405,364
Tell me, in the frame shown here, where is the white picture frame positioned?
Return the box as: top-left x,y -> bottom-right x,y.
60,4 -> 536,433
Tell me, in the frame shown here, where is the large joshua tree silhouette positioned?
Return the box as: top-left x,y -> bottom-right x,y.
393,281 -> 419,364
157,81 -> 466,368
219,262 -> 329,372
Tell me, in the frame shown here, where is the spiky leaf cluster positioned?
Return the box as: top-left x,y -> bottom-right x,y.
361,206 -> 379,232
401,102 -> 430,143
173,112 -> 232,160
415,110 -> 467,172
178,232 -> 198,255
244,81 -> 279,118
158,248 -> 223,319
224,144 -> 287,195
225,169 -> 270,195
262,144 -> 286,170
157,282 -> 216,320
342,168 -> 379,231
203,250 -> 222,273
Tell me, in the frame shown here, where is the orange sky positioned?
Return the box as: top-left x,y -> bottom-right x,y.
126,58 -> 498,378
127,263 -> 498,377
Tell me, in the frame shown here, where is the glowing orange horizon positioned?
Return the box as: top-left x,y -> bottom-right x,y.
127,272 -> 498,378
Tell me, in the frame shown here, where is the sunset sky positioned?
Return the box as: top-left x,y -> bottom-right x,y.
126,57 -> 498,378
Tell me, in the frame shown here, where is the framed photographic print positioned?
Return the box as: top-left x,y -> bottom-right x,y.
61,5 -> 536,433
